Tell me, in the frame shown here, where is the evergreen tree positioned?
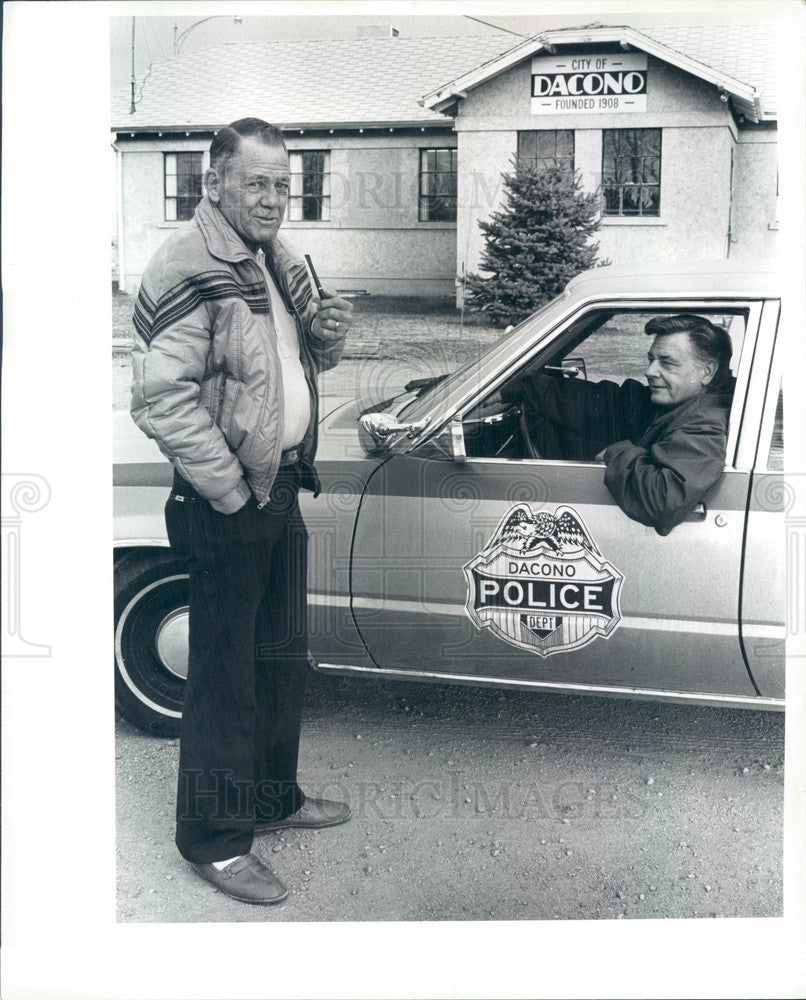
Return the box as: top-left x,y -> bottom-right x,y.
465,162 -> 606,327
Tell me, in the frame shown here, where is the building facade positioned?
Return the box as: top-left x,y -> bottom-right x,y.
115,130 -> 462,296
112,24 -> 777,299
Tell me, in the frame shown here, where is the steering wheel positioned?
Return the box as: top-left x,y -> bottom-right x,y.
518,403 -> 542,460
465,397 -> 542,459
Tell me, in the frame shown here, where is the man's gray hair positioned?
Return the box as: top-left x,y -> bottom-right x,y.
209,118 -> 287,170
645,314 -> 733,390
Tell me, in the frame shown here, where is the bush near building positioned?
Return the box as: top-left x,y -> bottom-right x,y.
465,162 -> 606,327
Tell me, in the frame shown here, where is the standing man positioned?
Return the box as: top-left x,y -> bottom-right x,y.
131,118 -> 353,904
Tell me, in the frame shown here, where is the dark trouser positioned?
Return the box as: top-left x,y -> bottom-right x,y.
165,468 -> 312,864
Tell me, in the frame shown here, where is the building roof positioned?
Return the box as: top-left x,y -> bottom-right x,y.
112,22 -> 777,133
632,21 -> 776,115
111,35 -> 514,132
422,23 -> 776,123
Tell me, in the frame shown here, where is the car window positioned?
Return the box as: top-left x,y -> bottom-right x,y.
462,309 -> 747,462
767,386 -> 784,471
560,311 -> 744,383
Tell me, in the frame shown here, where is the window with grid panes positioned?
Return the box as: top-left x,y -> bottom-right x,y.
602,129 -> 661,216
419,148 -> 457,222
289,151 -> 331,221
164,152 -> 204,221
517,131 -> 575,174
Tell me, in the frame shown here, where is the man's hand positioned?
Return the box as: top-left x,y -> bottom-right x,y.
595,448 -> 607,463
313,289 -> 353,342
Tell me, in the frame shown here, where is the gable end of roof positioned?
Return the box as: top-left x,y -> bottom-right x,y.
421,25 -> 771,123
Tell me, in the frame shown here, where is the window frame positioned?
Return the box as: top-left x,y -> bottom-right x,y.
418,147 -> 458,222
163,151 -> 204,222
459,305 -> 753,468
601,128 -> 662,218
516,130 -> 575,175
288,150 -> 331,222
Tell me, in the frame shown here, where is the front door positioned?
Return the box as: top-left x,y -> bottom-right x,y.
350,301 -> 762,701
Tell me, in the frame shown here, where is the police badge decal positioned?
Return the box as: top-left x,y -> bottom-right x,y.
463,504 -> 624,657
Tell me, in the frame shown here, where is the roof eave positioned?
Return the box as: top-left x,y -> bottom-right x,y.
421,36 -> 543,109
424,95 -> 463,116
280,119 -> 453,132
112,118 -> 453,135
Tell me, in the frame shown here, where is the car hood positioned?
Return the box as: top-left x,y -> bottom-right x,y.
113,398 -> 374,470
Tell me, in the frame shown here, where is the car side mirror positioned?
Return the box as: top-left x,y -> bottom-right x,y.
359,412 -> 427,445
430,418 -> 467,464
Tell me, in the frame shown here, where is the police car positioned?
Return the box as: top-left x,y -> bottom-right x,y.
114,261 -> 786,736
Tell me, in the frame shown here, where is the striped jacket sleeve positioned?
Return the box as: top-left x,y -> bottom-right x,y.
283,257 -> 346,375
130,266 -> 251,514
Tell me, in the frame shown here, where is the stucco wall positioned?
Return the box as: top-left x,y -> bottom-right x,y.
281,226 -> 458,295
115,50 -> 777,299
121,150 -> 192,290
730,130 -> 778,262
597,126 -> 734,267
117,134 -> 458,295
456,129 -> 517,278
284,137 -> 458,294
456,125 -> 734,281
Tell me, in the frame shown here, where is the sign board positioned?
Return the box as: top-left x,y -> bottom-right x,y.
531,52 -> 648,115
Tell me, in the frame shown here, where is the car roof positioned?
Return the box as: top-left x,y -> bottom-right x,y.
567,260 -> 781,299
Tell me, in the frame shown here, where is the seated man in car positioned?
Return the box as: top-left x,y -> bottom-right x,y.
503,314 -> 736,536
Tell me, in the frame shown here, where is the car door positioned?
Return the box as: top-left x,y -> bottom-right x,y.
350,295 -> 769,704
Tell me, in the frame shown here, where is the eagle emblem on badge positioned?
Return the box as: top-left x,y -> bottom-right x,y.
463,504 -> 623,657
498,506 -> 599,555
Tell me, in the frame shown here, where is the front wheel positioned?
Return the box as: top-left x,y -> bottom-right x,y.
114,549 -> 189,737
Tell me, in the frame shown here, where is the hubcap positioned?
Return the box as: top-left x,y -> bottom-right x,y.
155,606 -> 190,679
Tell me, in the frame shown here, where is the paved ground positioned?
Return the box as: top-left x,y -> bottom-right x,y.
116,673 -> 784,923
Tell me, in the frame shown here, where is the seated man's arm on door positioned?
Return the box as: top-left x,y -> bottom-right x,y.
602,401 -> 729,535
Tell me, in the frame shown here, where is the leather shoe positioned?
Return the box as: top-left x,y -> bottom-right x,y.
255,797 -> 351,833
190,853 -> 288,904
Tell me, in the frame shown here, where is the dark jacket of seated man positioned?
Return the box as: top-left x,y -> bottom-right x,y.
503,315 -> 736,536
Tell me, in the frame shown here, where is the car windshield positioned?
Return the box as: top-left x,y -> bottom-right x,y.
393,294 -> 566,422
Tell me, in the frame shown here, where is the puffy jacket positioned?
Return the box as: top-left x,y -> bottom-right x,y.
603,382 -> 734,536
131,196 -> 344,513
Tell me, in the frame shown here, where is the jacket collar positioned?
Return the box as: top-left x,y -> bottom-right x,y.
649,380 -> 734,427
193,195 -> 303,272
194,195 -> 254,262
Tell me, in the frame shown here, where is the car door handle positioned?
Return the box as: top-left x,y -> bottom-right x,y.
687,502 -> 707,521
